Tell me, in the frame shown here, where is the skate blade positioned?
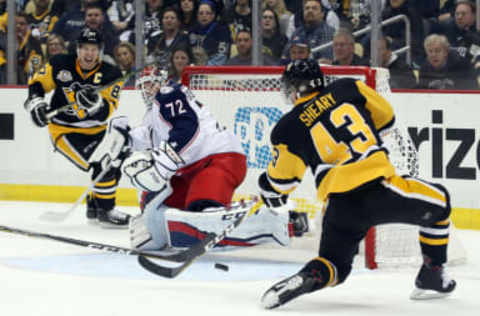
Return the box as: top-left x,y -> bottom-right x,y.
410,287 -> 453,300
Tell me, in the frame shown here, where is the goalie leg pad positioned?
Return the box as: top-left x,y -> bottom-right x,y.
131,203 -> 172,250
89,116 -> 131,170
164,205 -> 291,249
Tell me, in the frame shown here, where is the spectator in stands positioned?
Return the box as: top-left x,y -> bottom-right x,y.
284,35 -> 311,64
49,0 -> 82,17
417,34 -> 477,90
44,33 -> 66,61
285,0 -> 339,39
331,27 -> 368,66
126,0 -> 165,47
148,7 -> 189,69
380,0 -> 425,67
179,0 -> 199,31
107,0 -> 135,35
52,0 -> 115,49
26,0 -> 59,44
378,35 -> 417,89
227,29 -> 276,65
438,0 -> 456,23
262,0 -> 292,36
262,8 -> 287,63
283,0 -> 335,61
430,0 -> 480,61
168,44 -> 194,82
189,0 -> 231,65
224,0 -> 252,41
114,41 -> 136,87
0,12 -> 43,84
78,2 -> 119,63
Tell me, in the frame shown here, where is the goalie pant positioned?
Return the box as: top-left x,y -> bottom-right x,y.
134,198 -> 297,251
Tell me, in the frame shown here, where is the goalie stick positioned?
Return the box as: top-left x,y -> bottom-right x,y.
138,198 -> 263,278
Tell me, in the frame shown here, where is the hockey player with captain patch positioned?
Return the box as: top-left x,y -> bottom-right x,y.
259,59 -> 456,309
97,65 -> 309,252
24,28 -> 130,228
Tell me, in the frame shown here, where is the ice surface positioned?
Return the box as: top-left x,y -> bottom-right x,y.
0,201 -> 479,316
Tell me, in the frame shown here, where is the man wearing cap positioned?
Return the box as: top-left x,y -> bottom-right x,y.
282,0 -> 334,61
280,35 -> 311,64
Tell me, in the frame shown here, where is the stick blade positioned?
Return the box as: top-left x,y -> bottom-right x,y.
138,255 -> 193,278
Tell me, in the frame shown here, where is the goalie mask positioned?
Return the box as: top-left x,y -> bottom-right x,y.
136,66 -> 168,106
281,58 -> 325,102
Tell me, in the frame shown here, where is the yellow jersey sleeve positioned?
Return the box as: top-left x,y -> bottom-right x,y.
267,143 -> 307,194
355,80 -> 394,132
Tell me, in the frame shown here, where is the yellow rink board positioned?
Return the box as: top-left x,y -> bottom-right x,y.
1,183 -> 479,230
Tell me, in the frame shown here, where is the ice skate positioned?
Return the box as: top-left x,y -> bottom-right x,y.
410,263 -> 456,300
97,208 -> 131,228
261,272 -> 316,309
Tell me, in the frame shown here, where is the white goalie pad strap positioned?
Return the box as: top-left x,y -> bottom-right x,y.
89,116 -> 130,169
163,205 -> 291,248
122,151 -> 171,192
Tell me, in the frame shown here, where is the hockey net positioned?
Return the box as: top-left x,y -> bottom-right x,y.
182,65 -> 467,269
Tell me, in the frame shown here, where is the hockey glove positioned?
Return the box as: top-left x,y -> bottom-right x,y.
76,87 -> 102,115
24,97 -> 49,127
258,172 -> 289,209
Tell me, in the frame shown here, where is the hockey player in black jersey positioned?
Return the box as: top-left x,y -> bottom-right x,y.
24,28 -> 130,228
259,59 -> 456,309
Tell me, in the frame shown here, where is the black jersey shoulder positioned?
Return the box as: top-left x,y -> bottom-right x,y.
326,77 -> 367,106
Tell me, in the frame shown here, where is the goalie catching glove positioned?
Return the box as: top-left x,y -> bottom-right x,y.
75,87 -> 103,116
123,141 -> 185,192
24,96 -> 49,127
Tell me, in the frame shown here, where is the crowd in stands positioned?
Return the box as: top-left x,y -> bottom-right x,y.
0,0 -> 480,90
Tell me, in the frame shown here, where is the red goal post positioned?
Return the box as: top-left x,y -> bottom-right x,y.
181,65 -> 466,269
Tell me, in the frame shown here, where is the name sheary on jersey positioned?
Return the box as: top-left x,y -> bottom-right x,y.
299,92 -> 337,127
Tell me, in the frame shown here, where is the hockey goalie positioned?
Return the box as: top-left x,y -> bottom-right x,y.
89,66 -> 309,252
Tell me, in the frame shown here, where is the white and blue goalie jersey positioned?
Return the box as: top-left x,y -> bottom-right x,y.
130,82 -> 244,166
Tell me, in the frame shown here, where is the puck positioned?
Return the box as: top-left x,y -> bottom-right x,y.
214,263 -> 229,271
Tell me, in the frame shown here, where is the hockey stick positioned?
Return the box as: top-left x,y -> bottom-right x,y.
0,224 -> 198,263
45,62 -> 157,121
137,198 -> 263,278
38,165 -> 111,222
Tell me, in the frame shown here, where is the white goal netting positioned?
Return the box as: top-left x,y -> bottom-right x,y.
183,65 -> 467,268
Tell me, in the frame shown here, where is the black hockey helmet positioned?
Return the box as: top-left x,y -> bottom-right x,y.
77,27 -> 104,48
281,58 -> 325,101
